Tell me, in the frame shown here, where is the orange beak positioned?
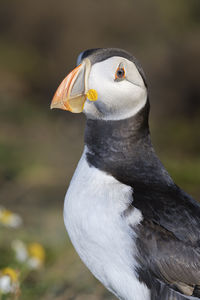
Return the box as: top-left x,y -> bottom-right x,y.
50,58 -> 91,113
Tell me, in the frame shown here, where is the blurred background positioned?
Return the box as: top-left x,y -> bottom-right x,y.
0,0 -> 199,299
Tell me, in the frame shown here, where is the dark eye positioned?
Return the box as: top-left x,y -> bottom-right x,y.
115,67 -> 125,80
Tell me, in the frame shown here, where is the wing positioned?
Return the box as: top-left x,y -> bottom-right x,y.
135,218 -> 200,298
132,183 -> 200,246
129,184 -> 200,298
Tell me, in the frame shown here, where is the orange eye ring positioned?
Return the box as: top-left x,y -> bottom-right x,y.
115,67 -> 125,80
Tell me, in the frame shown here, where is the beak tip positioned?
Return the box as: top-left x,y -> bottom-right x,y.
50,98 -> 70,111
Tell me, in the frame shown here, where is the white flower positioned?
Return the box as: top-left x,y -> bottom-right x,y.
0,268 -> 19,294
27,243 -> 45,269
27,257 -> 41,269
12,240 -> 28,262
0,275 -> 12,293
12,240 -> 45,270
0,206 -> 22,228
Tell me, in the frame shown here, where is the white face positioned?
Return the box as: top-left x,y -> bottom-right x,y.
83,56 -> 147,120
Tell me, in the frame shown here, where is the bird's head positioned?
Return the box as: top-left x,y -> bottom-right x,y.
51,48 -> 148,120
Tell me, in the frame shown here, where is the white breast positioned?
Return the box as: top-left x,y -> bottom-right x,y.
64,148 -> 150,300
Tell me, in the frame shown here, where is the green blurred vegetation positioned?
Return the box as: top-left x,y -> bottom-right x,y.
0,0 -> 199,299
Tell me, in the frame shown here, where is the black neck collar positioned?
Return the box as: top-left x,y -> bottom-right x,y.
84,103 -> 173,189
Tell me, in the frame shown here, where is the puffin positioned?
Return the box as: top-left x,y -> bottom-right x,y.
51,48 -> 200,300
